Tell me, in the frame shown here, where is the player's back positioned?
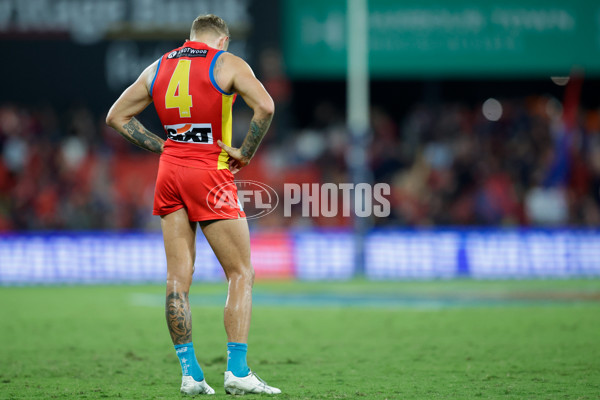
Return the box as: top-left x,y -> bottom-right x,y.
151,41 -> 234,170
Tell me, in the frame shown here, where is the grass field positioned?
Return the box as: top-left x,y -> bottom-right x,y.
1,279 -> 599,399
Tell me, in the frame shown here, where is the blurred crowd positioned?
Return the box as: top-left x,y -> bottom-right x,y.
0,104 -> 159,231
369,97 -> 600,227
1,89 -> 599,231
243,93 -> 600,228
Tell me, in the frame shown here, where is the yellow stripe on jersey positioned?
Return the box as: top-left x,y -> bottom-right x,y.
217,94 -> 234,170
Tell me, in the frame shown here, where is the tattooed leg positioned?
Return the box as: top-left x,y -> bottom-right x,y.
166,291 -> 192,344
161,208 -> 198,345
160,209 -> 210,386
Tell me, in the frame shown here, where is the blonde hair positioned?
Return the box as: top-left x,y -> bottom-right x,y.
190,14 -> 230,38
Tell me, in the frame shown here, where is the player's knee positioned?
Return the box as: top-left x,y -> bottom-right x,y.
166,270 -> 194,289
227,264 -> 254,286
166,260 -> 194,279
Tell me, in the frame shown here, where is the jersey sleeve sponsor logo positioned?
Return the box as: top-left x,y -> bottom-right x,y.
167,47 -> 208,59
165,123 -> 213,144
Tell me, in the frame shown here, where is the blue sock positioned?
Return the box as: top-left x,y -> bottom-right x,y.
174,342 -> 204,381
227,342 -> 250,378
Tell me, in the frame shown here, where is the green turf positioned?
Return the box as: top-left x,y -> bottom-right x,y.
1,280 -> 599,399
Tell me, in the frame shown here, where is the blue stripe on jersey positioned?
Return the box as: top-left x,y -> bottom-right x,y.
150,57 -> 162,97
209,51 -> 234,96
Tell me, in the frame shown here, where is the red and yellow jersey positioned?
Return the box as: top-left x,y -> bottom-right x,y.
151,41 -> 234,170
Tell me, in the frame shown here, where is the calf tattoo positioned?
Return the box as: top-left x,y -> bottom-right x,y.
166,291 -> 192,345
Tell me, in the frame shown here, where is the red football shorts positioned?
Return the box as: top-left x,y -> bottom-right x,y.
153,158 -> 246,221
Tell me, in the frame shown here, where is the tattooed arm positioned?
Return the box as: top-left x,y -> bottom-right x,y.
106,60 -> 164,154
214,53 -> 274,173
118,117 -> 164,154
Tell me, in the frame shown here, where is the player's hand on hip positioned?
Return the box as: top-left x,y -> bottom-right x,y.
217,140 -> 250,174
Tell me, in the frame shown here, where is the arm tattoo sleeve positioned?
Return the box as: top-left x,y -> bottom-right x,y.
240,117 -> 272,159
165,291 -> 193,345
120,117 -> 164,154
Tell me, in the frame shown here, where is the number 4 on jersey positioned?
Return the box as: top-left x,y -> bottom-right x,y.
165,59 -> 193,118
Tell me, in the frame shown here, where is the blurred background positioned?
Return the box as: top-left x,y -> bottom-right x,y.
1,0 -> 599,283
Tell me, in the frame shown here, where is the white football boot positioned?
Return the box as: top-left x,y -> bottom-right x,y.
180,375 -> 215,395
224,371 -> 281,395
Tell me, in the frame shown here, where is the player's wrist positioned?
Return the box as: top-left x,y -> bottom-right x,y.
239,149 -> 253,164
239,156 -> 251,167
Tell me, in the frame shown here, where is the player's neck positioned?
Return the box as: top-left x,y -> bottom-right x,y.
188,36 -> 221,50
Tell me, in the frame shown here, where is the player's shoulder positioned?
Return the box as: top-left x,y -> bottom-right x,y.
218,51 -> 247,66
218,52 -> 253,74
147,57 -> 161,73
141,58 -> 161,93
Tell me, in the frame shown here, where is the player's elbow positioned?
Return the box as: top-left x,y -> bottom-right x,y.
105,111 -> 117,128
257,97 -> 275,119
105,110 -> 127,130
